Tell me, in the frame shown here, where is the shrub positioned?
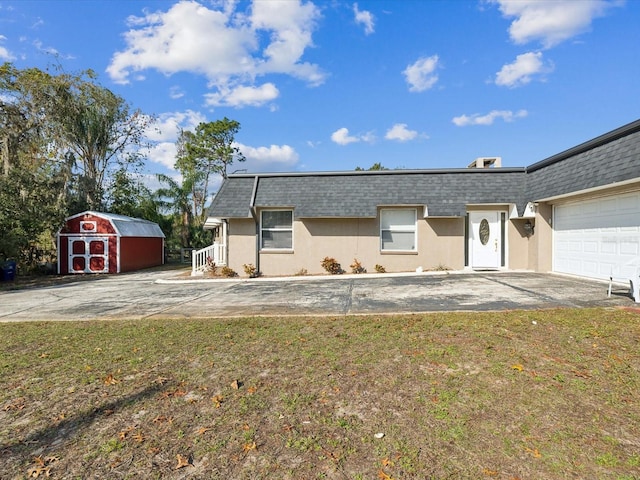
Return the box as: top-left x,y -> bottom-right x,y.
350,258 -> 366,274
295,268 -> 308,276
243,263 -> 259,278
431,264 -> 451,271
206,256 -> 217,275
220,266 -> 238,277
374,264 -> 386,273
321,257 -> 343,275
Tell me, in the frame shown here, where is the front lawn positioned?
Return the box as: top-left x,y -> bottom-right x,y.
1,308 -> 639,479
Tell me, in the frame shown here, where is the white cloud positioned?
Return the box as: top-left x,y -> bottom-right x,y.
251,0 -> 324,85
204,82 -> 279,108
169,86 -> 185,99
354,3 -> 375,35
146,110 -> 206,142
452,109 -> 528,127
146,141 -> 179,170
331,127 -> 359,145
403,55 -> 439,92
143,110 -> 207,169
107,0 -> 324,107
330,127 -> 375,145
0,35 -> 15,61
490,0 -> 620,48
385,123 -> 418,142
0,46 -> 14,61
495,51 -> 553,88
235,142 -> 299,172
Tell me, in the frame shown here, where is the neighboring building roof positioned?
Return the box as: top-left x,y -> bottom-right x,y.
208,119 -> 640,220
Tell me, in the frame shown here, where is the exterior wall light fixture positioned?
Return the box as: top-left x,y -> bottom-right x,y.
523,220 -> 534,237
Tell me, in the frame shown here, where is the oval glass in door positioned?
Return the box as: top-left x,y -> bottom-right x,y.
479,219 -> 490,245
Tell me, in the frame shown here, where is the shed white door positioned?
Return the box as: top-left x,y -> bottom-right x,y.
553,191 -> 640,282
469,211 -> 501,269
68,237 -> 109,274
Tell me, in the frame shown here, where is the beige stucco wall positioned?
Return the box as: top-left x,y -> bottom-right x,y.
226,218 -> 257,274
235,209 -> 467,277
507,219 -> 530,270
530,202 -> 553,272
273,216 -> 464,276
228,208 -> 545,277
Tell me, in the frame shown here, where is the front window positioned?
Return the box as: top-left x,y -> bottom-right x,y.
261,210 -> 293,250
380,209 -> 417,251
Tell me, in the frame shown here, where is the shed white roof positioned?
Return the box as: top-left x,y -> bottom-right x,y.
71,211 -> 165,238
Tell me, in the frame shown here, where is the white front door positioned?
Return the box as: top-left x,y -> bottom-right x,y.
469,211 -> 501,269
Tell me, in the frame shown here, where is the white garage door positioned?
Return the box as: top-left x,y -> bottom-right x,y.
553,191 -> 640,282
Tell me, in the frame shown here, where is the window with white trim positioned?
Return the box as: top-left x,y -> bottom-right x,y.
380,208 -> 417,251
260,210 -> 293,250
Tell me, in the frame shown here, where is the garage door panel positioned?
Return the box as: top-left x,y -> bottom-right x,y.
621,240 -> 639,255
584,241 -> 598,253
554,191 -> 640,282
600,240 -> 617,254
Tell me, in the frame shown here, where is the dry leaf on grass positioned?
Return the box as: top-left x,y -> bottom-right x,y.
212,394 -> 224,408
242,441 -> 256,452
525,447 -> 542,458
118,426 -> 135,440
378,470 -> 395,480
175,454 -> 192,469
27,456 -> 58,478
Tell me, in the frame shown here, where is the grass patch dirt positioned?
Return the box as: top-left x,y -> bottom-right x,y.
1,308 -> 639,479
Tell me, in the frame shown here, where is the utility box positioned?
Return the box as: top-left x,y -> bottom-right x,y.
57,211 -> 165,275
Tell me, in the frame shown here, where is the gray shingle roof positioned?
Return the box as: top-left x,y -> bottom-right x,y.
208,119 -> 640,220
526,119 -> 640,201
209,176 -> 255,218
210,169 -> 527,218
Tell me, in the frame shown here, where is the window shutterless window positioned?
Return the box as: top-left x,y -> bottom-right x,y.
261,210 -> 293,250
380,209 -> 417,251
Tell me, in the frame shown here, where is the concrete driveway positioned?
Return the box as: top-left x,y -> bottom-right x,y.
0,269 -> 635,322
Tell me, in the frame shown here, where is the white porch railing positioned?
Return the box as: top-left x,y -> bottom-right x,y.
191,242 -> 226,276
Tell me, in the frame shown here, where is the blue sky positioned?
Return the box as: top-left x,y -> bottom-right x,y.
1,0 -> 639,191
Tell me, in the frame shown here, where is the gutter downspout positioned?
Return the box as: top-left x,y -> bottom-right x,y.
249,175 -> 260,275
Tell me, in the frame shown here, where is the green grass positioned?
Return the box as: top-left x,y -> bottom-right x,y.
1,308 -> 639,479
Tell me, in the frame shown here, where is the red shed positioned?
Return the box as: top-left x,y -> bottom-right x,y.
57,211 -> 165,274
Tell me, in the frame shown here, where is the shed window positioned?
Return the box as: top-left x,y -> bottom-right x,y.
261,210 -> 293,250
380,209 -> 417,251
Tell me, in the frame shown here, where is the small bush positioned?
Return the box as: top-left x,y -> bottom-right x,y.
431,264 -> 451,271
243,263 -> 259,278
321,257 -> 343,275
221,266 -> 238,277
206,256 -> 217,274
350,258 -> 366,274
295,268 -> 308,276
374,264 -> 386,273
